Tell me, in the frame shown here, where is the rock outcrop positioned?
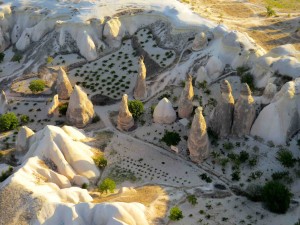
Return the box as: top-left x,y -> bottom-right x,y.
192,32 -> 208,51
38,66 -> 57,87
103,17 -> 125,48
117,94 -> 134,131
206,56 -> 224,81
251,78 -> 300,144
134,57 -> 147,101
153,98 -> 176,124
0,90 -> 8,115
209,80 -> 235,137
47,94 -> 60,117
178,75 -> 194,118
196,66 -> 209,83
66,85 -> 95,128
232,83 -> 256,137
16,126 -> 35,152
261,83 -> 277,105
187,107 -> 210,163
56,67 -> 73,100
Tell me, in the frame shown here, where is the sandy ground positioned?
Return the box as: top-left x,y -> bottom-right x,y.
182,0 -> 300,51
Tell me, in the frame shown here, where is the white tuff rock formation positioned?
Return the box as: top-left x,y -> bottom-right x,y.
196,66 -> 209,83
205,56 -> 224,81
251,78 -> 300,144
16,126 -> 35,152
187,107 -> 210,163
134,57 -> 147,101
0,90 -> 8,115
117,94 -> 134,131
192,32 -> 208,51
56,67 -> 73,100
261,83 -> 277,105
47,94 -> 60,117
232,83 -> 256,137
209,80 -> 235,137
178,75 -> 194,118
66,85 -> 95,128
153,98 -> 176,124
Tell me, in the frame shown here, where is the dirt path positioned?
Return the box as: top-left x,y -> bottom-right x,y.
183,0 -> 300,51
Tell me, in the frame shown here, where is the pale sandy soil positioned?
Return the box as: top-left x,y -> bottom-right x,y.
182,0 -> 300,51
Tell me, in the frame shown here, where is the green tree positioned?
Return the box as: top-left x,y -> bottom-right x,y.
276,149 -> 295,168
19,115 -> 29,124
93,155 -> 107,170
0,52 -> 5,63
169,206 -> 184,221
161,130 -> 181,146
99,178 -> 116,194
58,103 -> 68,116
11,53 -> 23,63
187,195 -> 198,206
0,112 -> 19,132
128,100 -> 144,119
262,181 -> 292,214
29,80 -> 46,93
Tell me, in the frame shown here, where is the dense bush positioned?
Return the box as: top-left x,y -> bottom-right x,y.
241,73 -> 255,90
161,130 -> 181,146
187,195 -> 198,206
0,166 -> 13,182
93,155 -> 107,169
29,79 -> 46,93
0,52 -> 5,63
245,184 -> 263,202
128,100 -> 144,119
276,149 -> 295,168
169,206 -> 184,221
98,178 -> 116,194
11,53 -> 23,63
262,181 -> 292,213
58,103 -> 68,116
0,112 -> 19,132
266,6 -> 276,17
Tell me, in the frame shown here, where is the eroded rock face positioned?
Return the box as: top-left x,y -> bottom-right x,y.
103,17 -> 125,48
261,83 -> 277,105
16,126 -> 35,152
178,75 -> 194,118
56,67 -> 73,100
251,78 -> 300,144
117,94 -> 134,131
188,107 -> 210,163
0,90 -> 8,115
192,32 -> 208,51
134,57 -> 147,101
153,98 -> 176,124
47,94 -> 60,117
66,85 -> 95,128
209,80 -> 234,137
38,66 -> 57,87
232,83 -> 256,137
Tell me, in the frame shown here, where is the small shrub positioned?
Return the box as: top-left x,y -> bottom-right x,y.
223,142 -> 234,150
161,130 -> 181,146
98,178 -> 116,194
169,206 -> 184,221
29,79 -> 46,93
231,170 -> 241,181
0,112 -> 19,131
0,166 -> 13,182
199,173 -> 212,183
239,151 -> 249,163
19,115 -> 29,124
11,53 -> 23,63
245,184 -> 263,202
0,52 -> 5,63
241,73 -> 255,90
46,56 -> 54,64
262,181 -> 292,213
128,100 -> 144,119
266,6 -> 276,17
276,149 -> 295,168
81,183 -> 89,189
92,115 -> 100,123
187,195 -> 198,206
93,155 -> 107,170
58,103 -> 68,116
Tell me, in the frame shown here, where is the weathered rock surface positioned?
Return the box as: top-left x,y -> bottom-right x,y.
209,80 -> 234,137
192,32 -> 208,51
56,67 -> 73,100
232,83 -> 256,136
16,126 -> 35,152
103,17 -> 125,48
196,66 -> 209,83
153,98 -> 176,124
251,78 -> 300,144
38,66 -> 57,87
0,90 -> 8,115
117,94 -> 134,131
188,107 -> 210,163
261,83 -> 277,105
66,85 -> 95,128
205,56 -> 224,80
178,75 -> 194,118
47,94 -> 60,117
134,57 -> 147,101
